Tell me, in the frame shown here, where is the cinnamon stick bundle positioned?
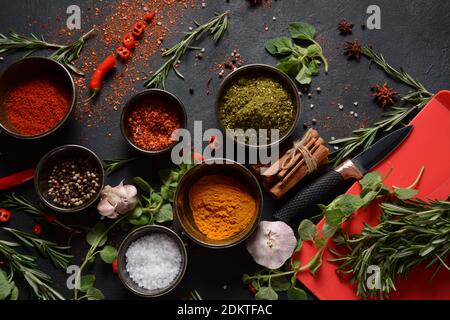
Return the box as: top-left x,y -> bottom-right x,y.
251,129 -> 329,199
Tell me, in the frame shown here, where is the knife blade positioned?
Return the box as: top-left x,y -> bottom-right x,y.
273,125 -> 413,223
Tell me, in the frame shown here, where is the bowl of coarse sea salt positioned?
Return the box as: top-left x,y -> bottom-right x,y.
117,225 -> 188,297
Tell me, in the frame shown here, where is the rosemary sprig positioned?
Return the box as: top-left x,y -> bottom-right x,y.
145,11 -> 229,88
0,239 -> 65,300
330,199 -> 450,299
103,157 -> 138,176
0,194 -> 79,233
0,29 -> 95,75
189,290 -> 203,300
329,46 -> 434,166
2,227 -> 73,270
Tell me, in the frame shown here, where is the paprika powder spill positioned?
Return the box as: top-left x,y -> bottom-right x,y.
127,99 -> 182,151
4,77 -> 70,136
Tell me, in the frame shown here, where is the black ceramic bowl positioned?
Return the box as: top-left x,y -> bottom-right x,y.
34,145 -> 104,213
174,158 -> 263,249
215,64 -> 301,149
117,225 -> 188,298
0,57 -> 76,139
121,89 -> 187,155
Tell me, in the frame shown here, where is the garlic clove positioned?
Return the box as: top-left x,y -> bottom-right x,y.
97,199 -> 116,218
123,184 -> 138,198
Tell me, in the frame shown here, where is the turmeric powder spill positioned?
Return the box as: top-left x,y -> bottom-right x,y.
189,175 -> 257,240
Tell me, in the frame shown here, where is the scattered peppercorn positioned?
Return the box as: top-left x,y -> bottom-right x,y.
46,159 -> 101,208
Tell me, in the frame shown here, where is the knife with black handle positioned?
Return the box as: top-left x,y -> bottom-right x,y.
273,125 -> 413,223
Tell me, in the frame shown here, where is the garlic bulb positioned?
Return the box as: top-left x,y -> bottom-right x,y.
246,220 -> 297,270
97,181 -> 137,219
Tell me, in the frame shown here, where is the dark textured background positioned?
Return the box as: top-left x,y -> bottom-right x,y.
0,0 -> 449,300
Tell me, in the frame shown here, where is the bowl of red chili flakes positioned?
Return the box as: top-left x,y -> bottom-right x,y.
121,89 -> 187,155
0,57 -> 76,140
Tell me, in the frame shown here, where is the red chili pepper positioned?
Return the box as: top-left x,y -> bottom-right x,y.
87,54 -> 116,100
44,213 -> 57,223
122,33 -> 136,50
117,46 -> 131,61
112,258 -> 118,274
248,283 -> 257,295
144,11 -> 156,23
0,168 -> 35,191
32,224 -> 42,236
132,21 -> 146,38
0,209 -> 12,223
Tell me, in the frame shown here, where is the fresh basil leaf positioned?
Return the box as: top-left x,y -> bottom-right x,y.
306,44 -> 321,56
321,222 -> 338,238
298,219 -> 317,241
87,287 -> 104,300
79,274 -> 96,293
325,209 -> 344,227
314,238 -> 326,249
86,222 -> 107,247
362,190 -> 378,205
133,177 -> 153,194
161,185 -> 171,201
288,22 -> 316,40
0,269 -> 13,300
255,287 -> 278,300
308,59 -> 320,75
276,55 -> 300,76
296,64 -> 312,85
128,214 -> 150,226
270,276 -> 291,292
287,287 -> 307,300
99,245 -> 118,264
327,194 -> 365,217
265,37 -> 294,55
130,206 -> 143,218
394,188 -> 418,200
360,172 -> 383,192
154,203 -> 173,223
150,192 -> 163,204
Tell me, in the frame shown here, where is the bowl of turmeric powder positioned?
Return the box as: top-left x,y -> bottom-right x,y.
174,158 -> 263,248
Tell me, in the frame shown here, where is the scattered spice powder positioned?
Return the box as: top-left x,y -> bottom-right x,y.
128,99 -> 182,151
4,76 -> 70,136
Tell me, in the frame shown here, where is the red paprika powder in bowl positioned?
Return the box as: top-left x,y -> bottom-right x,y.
0,57 -> 76,139
121,89 -> 187,155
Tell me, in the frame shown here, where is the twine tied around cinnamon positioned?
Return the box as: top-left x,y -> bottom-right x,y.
280,129 -> 318,173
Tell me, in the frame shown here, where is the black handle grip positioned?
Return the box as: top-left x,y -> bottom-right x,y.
273,170 -> 344,223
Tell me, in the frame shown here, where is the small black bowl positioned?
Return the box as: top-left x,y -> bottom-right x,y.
117,225 -> 188,298
34,145 -> 104,213
215,64 -> 301,149
121,89 -> 187,155
0,57 -> 76,140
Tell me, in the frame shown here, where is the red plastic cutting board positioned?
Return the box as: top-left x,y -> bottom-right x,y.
296,90 -> 450,300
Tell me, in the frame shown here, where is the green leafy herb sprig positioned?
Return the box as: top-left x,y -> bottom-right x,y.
329,46 -> 434,166
145,11 -> 229,88
103,157 -> 138,176
2,227 -> 73,270
1,194 -> 80,234
265,22 -> 328,85
331,198 -> 449,299
0,29 -> 95,75
0,239 -> 64,300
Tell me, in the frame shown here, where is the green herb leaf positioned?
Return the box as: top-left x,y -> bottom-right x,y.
321,222 -> 338,238
154,203 -> 173,223
291,258 -> 301,271
0,270 -> 13,300
255,287 -> 278,300
296,64 -> 312,85
133,177 -> 153,194
298,219 -> 317,241
86,287 -> 104,300
270,276 -> 291,292
360,172 -> 383,191
241,274 -> 251,284
307,253 -> 323,275
130,206 -> 143,218
86,222 -> 107,247
9,286 -> 19,300
362,190 -> 379,205
394,188 -> 418,200
288,22 -> 316,40
128,214 -> 151,226
276,55 -> 300,76
265,37 -> 294,55
327,194 -> 365,216
287,287 -> 307,300
325,209 -> 344,227
99,245 -> 118,264
79,275 -> 96,293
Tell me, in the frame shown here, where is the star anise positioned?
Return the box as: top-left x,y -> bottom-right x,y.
372,82 -> 398,108
338,19 -> 354,35
344,40 -> 361,61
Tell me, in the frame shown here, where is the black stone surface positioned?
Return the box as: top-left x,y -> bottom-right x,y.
0,0 -> 449,300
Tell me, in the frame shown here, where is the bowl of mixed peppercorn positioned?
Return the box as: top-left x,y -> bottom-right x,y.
121,89 -> 187,155
34,145 -> 104,213
215,64 -> 301,148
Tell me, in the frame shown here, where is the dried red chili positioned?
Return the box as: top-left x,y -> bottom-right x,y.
122,33 -> 136,50
128,99 -> 182,151
248,283 -> 257,295
117,46 -> 131,60
0,209 -> 12,223
132,21 -> 146,38
4,77 -> 70,136
0,168 -> 35,191
32,224 -> 42,236
144,11 -> 156,23
112,258 -> 118,274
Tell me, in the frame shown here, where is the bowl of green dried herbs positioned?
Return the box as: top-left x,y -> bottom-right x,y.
215,64 -> 300,148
